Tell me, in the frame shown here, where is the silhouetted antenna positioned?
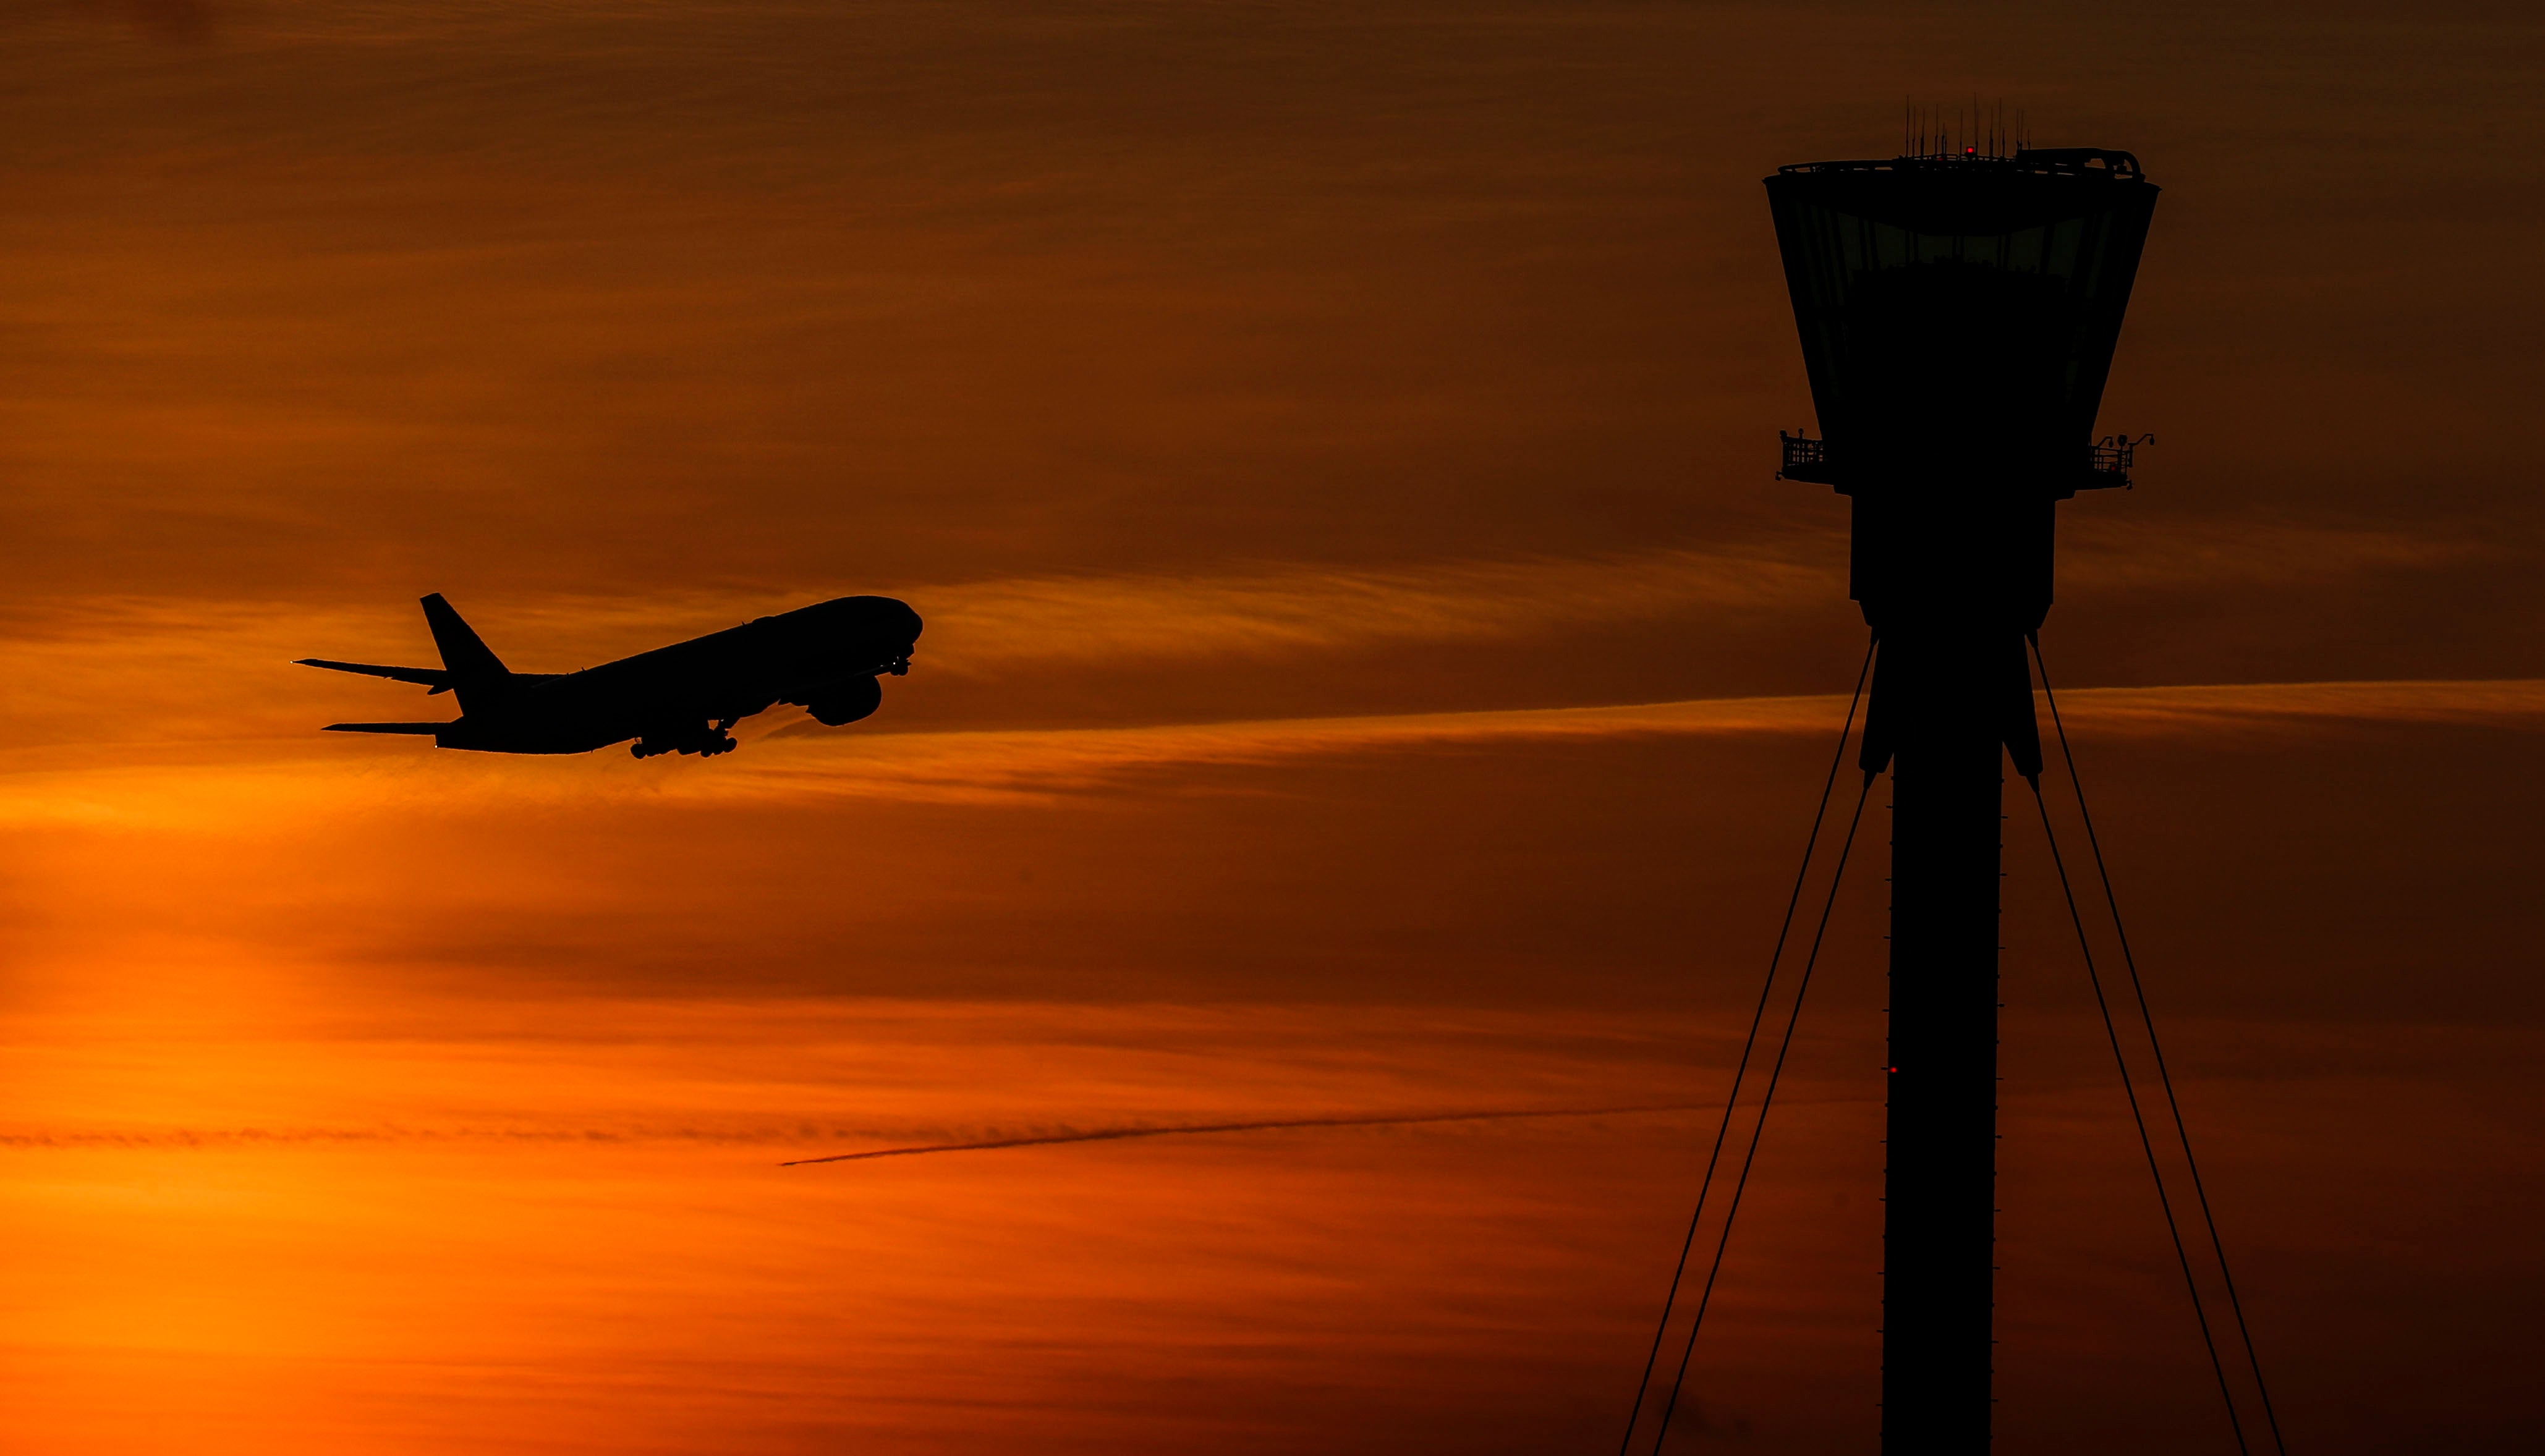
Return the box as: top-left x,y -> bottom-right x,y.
1900,98 -> 2026,161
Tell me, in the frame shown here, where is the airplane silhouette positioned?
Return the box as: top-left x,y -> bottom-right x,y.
299,593 -> 921,758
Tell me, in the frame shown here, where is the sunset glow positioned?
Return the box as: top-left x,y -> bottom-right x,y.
6,3 -> 2541,1452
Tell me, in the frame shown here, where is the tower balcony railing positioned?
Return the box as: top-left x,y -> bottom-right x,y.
2087,434 -> 2148,481
1778,432 -> 1834,483
1778,431 -> 2147,491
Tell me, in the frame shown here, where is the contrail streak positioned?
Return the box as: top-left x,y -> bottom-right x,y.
779,1102 -> 1710,1166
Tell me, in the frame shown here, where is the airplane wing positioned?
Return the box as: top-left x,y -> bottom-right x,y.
296,658 -> 454,693
323,722 -> 447,735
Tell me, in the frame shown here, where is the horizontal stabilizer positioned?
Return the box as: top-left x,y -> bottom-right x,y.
323,722 -> 446,735
297,659 -> 454,693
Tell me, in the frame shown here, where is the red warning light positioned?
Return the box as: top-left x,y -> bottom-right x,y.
1963,146 -> 1976,156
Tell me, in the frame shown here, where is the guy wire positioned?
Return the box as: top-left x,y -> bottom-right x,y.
2031,634 -> 2290,1455
1649,762 -> 1877,1454
2029,775 -> 2249,1454
1615,634 -> 1875,1456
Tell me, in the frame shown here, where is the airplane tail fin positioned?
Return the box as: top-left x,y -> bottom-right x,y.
420,595 -> 512,711
420,594 -> 509,680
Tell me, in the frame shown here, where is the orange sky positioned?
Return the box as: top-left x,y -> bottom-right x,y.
4,2 -> 2542,1452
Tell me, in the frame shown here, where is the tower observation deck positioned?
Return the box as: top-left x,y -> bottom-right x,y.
1764,144 -> 2159,1452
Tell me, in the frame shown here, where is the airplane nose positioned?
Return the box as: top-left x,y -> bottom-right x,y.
893,599 -> 923,643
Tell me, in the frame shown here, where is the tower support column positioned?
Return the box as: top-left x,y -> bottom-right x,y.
1877,627 -> 2010,1454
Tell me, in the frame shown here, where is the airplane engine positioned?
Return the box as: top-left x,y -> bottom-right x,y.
805,675 -> 883,726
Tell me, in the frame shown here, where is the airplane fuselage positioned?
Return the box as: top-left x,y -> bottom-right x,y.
304,593 -> 922,758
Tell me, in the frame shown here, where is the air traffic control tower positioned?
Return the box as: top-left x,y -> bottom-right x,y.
1765,143 -> 2159,1449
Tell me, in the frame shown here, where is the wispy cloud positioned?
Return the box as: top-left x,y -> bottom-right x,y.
2036,677 -> 2545,734
739,693 -> 1848,803
2059,515 -> 2520,593
6,677 -> 2536,824
778,1101 -> 1713,1166
15,524 -> 2525,762
899,548 -> 1837,674
721,676 -> 2545,803
0,546 -> 1835,731
0,1103 -> 1715,1160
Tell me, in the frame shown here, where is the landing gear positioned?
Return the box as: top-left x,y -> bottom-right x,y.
631,724 -> 739,759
